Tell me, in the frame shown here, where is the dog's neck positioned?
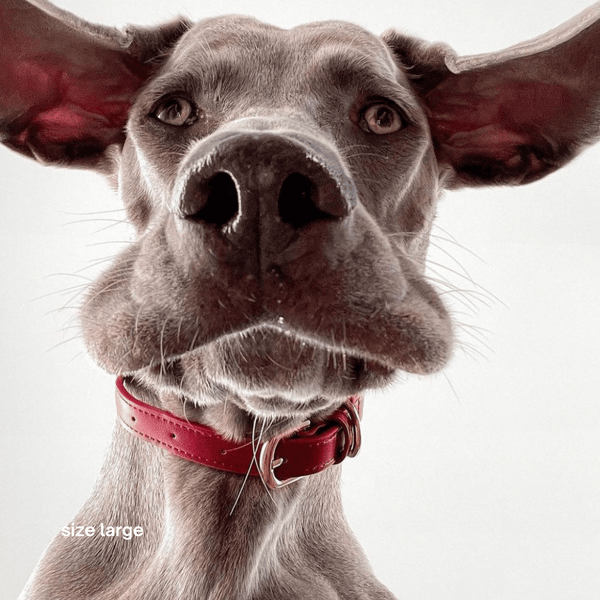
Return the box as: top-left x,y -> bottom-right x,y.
21,383 -> 396,600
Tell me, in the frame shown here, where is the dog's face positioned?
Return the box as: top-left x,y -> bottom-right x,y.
2,2 -> 599,423
82,17 -> 451,419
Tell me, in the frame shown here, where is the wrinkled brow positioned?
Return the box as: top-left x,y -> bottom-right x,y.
310,51 -> 419,109
143,61 -> 246,102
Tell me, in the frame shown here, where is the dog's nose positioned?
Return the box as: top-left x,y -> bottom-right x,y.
175,131 -> 357,257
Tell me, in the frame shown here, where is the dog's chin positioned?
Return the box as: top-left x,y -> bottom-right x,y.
230,392 -> 338,420
138,324 -> 395,418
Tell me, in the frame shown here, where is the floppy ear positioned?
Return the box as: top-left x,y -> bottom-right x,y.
384,4 -> 600,188
0,0 -> 190,171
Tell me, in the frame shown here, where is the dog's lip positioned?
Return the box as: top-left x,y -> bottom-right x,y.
151,320 -> 394,375
139,322 -> 392,417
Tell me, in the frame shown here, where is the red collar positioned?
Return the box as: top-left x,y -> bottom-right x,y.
115,376 -> 362,489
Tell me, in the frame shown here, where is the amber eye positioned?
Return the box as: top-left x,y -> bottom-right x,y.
153,97 -> 197,126
362,103 -> 403,134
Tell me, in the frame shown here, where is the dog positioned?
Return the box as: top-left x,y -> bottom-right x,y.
2,0 -> 600,598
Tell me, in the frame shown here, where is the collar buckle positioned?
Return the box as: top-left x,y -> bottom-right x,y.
258,419 -> 311,490
335,398 -> 362,460
257,396 -> 362,490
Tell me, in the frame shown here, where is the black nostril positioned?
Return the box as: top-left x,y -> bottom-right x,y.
278,173 -> 334,229
186,171 -> 239,226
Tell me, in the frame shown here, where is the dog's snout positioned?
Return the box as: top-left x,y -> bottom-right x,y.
177,132 -> 357,250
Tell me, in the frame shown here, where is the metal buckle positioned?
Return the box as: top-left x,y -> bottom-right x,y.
332,398 -> 362,462
257,397 -> 362,490
258,419 -> 311,490
343,399 -> 362,459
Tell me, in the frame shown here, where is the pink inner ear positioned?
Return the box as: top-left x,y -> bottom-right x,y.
7,58 -> 142,147
426,76 -> 579,169
0,7 -> 146,158
32,72 -> 137,145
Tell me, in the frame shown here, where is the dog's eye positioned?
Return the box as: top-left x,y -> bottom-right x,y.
362,103 -> 403,134
153,97 -> 197,126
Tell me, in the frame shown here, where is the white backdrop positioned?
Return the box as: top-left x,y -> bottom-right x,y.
1,1 -> 599,598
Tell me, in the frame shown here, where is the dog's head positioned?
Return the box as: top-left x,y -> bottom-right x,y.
2,1 -> 600,421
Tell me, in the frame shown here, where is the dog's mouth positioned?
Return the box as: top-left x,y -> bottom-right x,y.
140,321 -> 395,417
81,231 -> 453,417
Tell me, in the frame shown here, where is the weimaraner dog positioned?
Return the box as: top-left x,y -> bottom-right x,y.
3,1 -> 600,598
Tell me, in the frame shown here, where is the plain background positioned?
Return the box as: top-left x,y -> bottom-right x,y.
1,0 -> 599,598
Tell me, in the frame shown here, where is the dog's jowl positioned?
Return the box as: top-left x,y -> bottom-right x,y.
2,1 -> 600,598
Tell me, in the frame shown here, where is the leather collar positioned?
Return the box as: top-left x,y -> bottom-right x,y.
115,376 -> 362,489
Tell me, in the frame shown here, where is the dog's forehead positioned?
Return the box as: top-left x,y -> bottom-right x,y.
170,15 -> 402,86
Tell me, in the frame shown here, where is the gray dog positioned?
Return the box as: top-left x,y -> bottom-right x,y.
2,1 -> 600,598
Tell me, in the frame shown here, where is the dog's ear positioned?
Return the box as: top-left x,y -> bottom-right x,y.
0,0 -> 190,171
384,4 -> 600,188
